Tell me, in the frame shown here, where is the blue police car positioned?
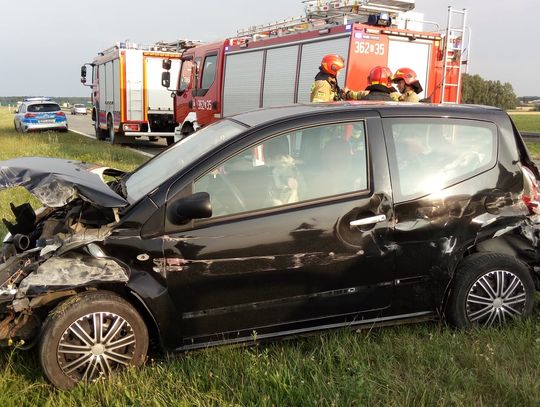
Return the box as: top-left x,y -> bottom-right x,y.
13,98 -> 68,133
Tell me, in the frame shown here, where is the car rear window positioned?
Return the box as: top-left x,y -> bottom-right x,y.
28,103 -> 61,113
385,118 -> 498,202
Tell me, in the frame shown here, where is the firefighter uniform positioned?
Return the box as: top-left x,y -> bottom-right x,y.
345,85 -> 400,102
398,89 -> 420,102
310,72 -> 340,102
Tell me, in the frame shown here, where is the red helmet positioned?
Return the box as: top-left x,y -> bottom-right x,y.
367,66 -> 393,87
393,67 -> 418,85
320,54 -> 345,76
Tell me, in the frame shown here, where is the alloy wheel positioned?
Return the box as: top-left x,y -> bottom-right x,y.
57,311 -> 137,382
466,270 -> 527,326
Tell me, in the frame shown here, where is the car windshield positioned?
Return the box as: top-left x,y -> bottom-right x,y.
27,103 -> 61,113
74,104 -> 84,108
124,119 -> 247,204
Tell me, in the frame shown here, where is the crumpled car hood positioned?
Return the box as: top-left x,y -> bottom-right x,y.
0,157 -> 128,208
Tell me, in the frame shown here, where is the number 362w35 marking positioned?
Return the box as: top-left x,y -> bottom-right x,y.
354,41 -> 385,56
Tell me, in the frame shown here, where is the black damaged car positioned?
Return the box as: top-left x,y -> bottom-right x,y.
0,102 -> 539,389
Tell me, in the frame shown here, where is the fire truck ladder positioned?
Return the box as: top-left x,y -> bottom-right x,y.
236,0 -> 415,38
441,7 -> 468,104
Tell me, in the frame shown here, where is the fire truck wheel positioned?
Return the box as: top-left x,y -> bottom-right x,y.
166,137 -> 175,146
95,120 -> 106,141
108,115 -> 127,145
148,136 -> 158,142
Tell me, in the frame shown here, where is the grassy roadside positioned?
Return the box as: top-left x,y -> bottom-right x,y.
0,107 -> 540,405
509,112 -> 540,158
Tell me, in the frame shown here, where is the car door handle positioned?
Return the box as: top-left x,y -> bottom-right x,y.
350,214 -> 386,227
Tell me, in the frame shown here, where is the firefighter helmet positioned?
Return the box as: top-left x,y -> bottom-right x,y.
320,54 -> 345,76
393,67 -> 418,85
367,66 -> 393,87
393,67 -> 423,93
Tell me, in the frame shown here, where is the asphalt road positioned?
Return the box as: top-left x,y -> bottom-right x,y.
67,113 -> 168,157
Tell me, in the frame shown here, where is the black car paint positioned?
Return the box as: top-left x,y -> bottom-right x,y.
94,104 -> 537,351
0,103 -> 538,352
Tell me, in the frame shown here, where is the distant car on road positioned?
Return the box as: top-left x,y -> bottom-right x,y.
70,104 -> 87,115
13,98 -> 68,133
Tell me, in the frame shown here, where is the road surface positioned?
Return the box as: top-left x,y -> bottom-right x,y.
67,113 -> 168,157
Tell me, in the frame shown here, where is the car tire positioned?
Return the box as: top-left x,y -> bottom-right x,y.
39,290 -> 148,390
446,253 -> 535,329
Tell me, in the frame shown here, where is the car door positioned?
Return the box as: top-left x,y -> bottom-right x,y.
163,113 -> 395,345
383,117 -> 500,312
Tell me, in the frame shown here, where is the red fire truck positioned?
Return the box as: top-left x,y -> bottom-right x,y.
162,0 -> 469,142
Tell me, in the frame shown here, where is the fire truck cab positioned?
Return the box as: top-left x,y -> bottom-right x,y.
164,0 -> 469,142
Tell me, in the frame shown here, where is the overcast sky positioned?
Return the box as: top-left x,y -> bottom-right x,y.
1,0 -> 538,97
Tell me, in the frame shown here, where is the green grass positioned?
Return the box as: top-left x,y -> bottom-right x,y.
509,112 -> 540,159
1,320 -> 540,406
1,108 -> 540,405
509,112 -> 540,133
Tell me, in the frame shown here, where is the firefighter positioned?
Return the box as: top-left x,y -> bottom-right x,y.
393,67 -> 423,102
310,54 -> 345,103
344,66 -> 399,101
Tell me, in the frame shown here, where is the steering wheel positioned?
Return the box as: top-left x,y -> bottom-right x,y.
212,174 -> 247,215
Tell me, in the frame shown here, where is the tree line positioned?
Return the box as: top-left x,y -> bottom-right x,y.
461,74 -> 519,110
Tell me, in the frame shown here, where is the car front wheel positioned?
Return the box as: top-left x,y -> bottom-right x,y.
446,253 -> 535,329
39,291 -> 148,389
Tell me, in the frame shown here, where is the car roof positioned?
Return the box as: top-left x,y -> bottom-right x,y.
228,102 -> 505,128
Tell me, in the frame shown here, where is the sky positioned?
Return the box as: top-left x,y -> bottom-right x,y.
1,0 -> 538,97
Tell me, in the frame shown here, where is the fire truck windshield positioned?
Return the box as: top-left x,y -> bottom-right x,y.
124,119 -> 248,204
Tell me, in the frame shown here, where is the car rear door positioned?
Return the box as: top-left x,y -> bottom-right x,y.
383,116 -> 502,312
163,111 -> 395,346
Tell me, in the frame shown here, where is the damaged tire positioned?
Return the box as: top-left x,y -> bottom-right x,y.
446,253 -> 535,329
38,291 -> 148,389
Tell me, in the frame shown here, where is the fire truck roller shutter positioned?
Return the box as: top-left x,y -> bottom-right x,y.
263,45 -> 299,108
113,59 -> 120,115
296,36 -> 350,103
223,51 -> 264,117
387,38 -> 431,100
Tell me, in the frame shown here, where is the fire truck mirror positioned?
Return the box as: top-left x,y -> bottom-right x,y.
80,66 -> 87,78
81,77 -> 87,84
161,71 -> 171,89
162,59 -> 172,71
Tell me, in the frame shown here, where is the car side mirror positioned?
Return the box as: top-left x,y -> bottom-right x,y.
167,192 -> 212,225
161,71 -> 171,88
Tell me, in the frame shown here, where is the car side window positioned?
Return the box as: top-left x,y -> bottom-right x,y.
385,118 -> 497,202
200,54 -> 217,90
193,122 -> 368,218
